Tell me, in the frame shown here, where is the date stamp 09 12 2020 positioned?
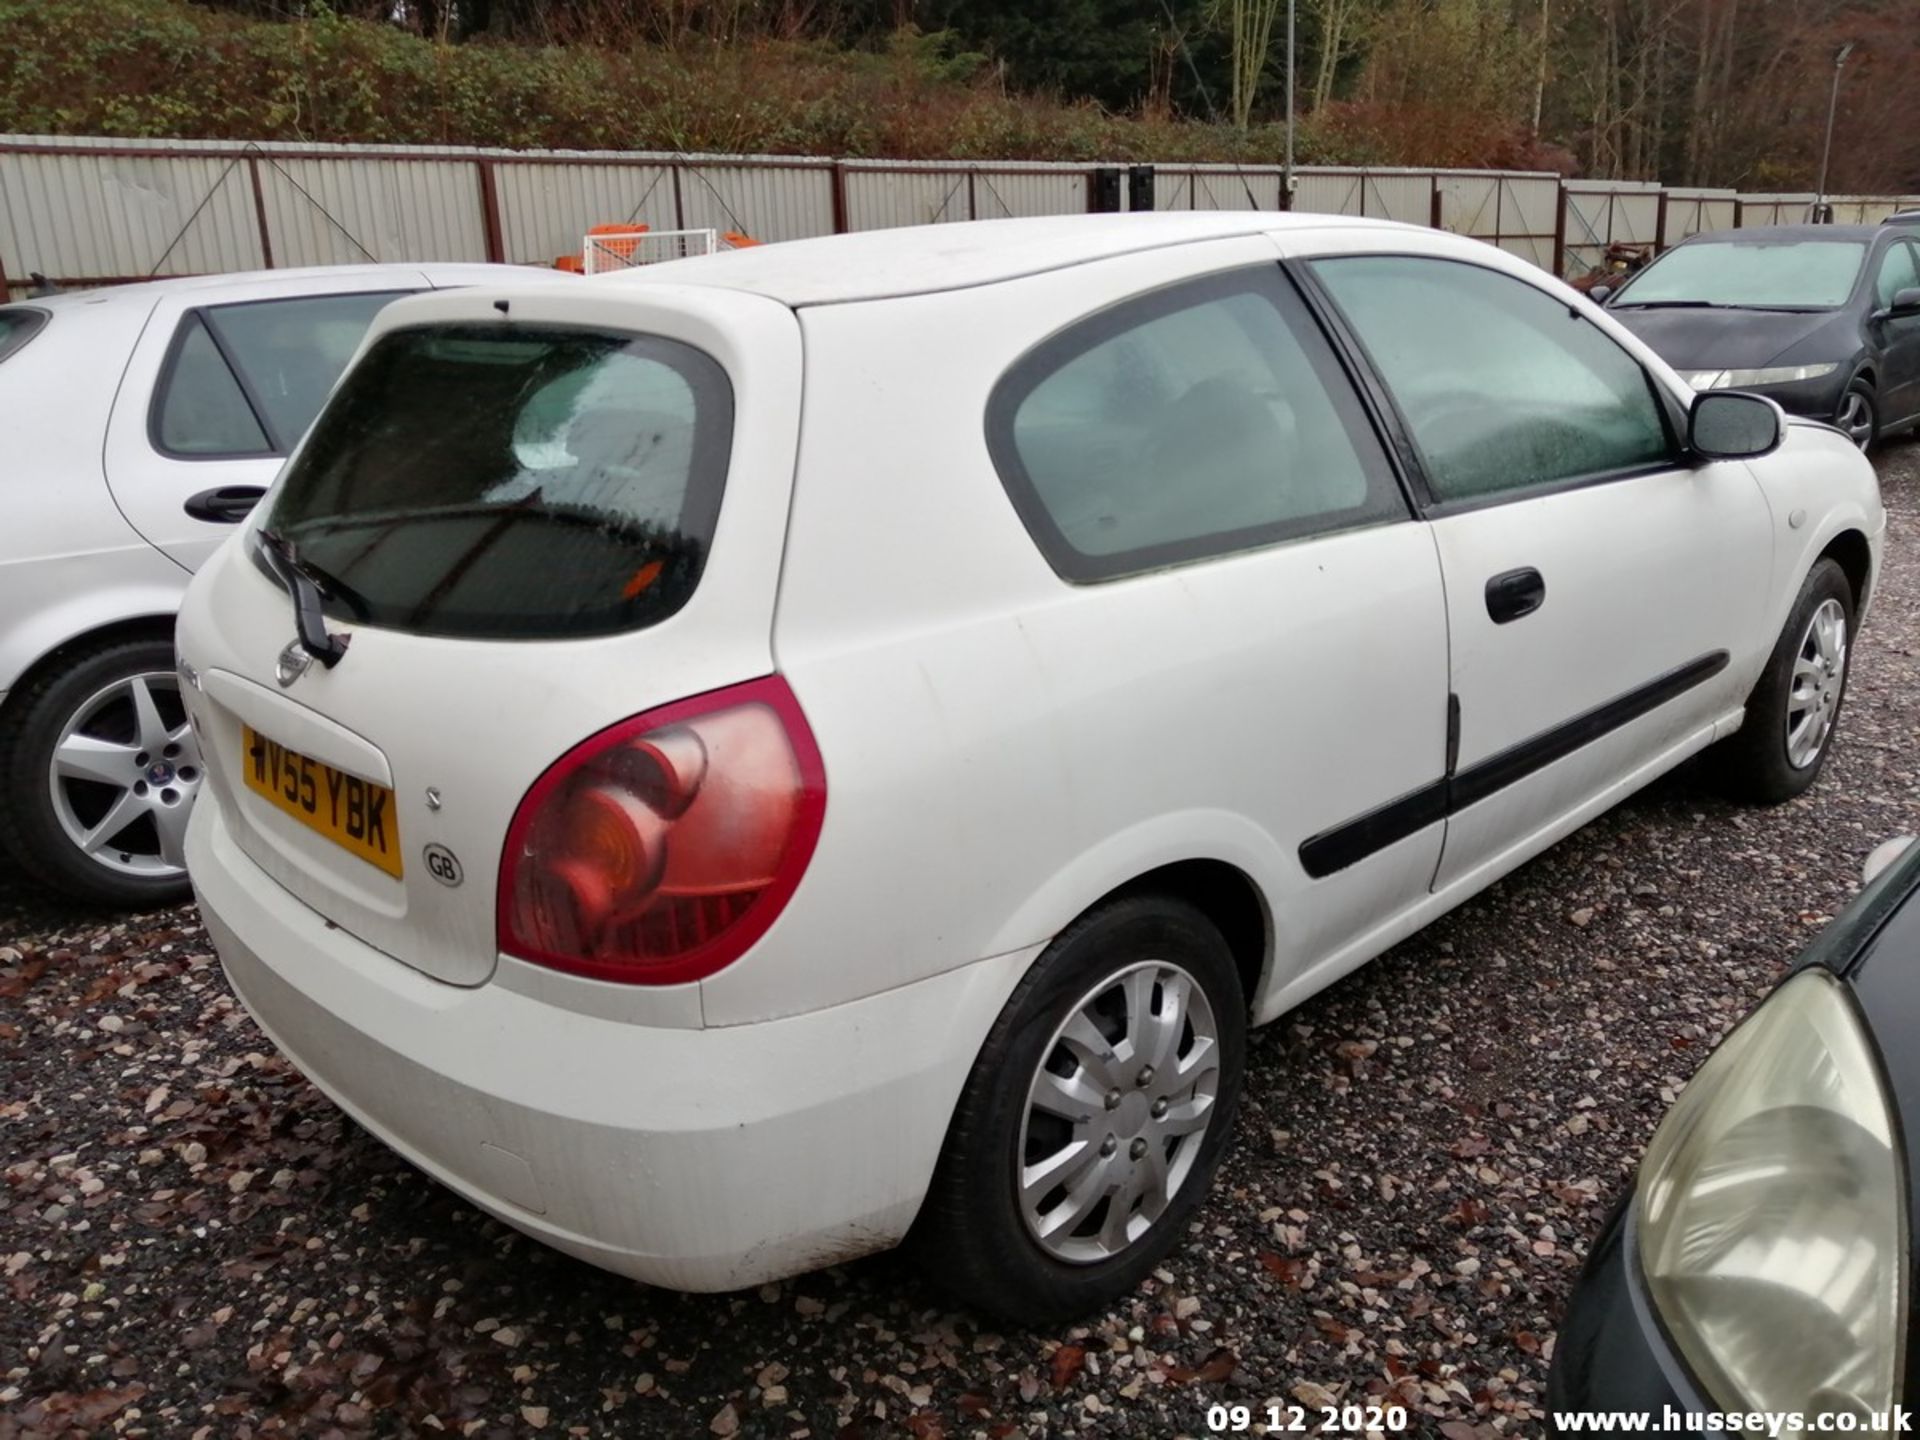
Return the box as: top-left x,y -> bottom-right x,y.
1201,1400 -> 1412,1434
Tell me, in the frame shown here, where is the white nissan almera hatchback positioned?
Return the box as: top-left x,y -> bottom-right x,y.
177,213 -> 1885,1322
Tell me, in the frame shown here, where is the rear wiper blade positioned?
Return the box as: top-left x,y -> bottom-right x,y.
257,528 -> 350,669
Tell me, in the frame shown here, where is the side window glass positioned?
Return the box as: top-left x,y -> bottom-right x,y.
153,315 -> 270,457
204,291 -> 408,450
1876,242 -> 1920,308
0,307 -> 48,365
988,267 -> 1405,581
1310,255 -> 1673,504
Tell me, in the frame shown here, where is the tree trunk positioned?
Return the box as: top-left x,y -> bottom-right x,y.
1532,0 -> 1548,136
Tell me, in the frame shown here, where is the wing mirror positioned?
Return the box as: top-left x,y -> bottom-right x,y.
1688,390 -> 1785,460
1878,286 -> 1920,321
1588,283 -> 1614,304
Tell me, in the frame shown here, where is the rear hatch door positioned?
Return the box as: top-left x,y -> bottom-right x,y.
178,281 -> 803,987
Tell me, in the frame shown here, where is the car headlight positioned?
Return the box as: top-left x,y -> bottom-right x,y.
1681,362 -> 1840,390
1637,968 -> 1905,1421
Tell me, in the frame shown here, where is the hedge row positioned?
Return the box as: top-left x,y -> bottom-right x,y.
0,0 -> 1341,163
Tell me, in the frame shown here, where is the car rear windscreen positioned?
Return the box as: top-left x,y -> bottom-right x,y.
0,307 -> 48,364
262,324 -> 734,639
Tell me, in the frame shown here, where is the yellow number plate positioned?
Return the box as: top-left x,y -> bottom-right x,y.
241,725 -> 402,878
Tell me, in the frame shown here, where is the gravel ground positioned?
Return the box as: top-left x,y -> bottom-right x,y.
4,436 -> 1918,1440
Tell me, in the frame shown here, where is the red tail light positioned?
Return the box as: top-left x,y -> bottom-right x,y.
498,676 -> 826,984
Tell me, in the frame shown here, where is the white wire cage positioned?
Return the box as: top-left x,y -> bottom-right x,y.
581,227 -> 720,274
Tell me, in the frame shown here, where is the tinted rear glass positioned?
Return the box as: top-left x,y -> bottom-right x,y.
264,324 -> 733,639
0,307 -> 48,364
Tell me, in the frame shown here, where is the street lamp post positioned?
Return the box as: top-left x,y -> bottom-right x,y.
1813,41 -> 1856,223
1282,0 -> 1296,210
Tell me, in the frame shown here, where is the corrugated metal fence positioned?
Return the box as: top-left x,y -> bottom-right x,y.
4,133 -> 1917,299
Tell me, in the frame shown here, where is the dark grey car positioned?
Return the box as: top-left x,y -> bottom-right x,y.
1600,223 -> 1920,449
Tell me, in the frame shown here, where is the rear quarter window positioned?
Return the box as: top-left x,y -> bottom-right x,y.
985,266 -> 1405,582
263,324 -> 734,640
151,291 -> 409,459
0,307 -> 48,365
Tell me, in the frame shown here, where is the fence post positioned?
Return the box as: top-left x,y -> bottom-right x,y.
476,160 -> 505,263
247,155 -> 275,269
1655,188 -> 1670,253
670,164 -> 686,230
1552,181 -> 1567,278
1429,174 -> 1442,230
830,161 -> 848,233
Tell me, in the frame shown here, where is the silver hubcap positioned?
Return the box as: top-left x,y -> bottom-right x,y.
1786,598 -> 1848,770
48,671 -> 203,879
1836,391 -> 1873,449
1017,960 -> 1220,1264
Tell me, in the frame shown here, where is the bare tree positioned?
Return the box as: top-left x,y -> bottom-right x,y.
1215,0 -> 1288,128
1307,0 -> 1379,111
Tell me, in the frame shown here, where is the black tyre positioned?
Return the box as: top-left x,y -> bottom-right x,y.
1836,380 -> 1877,451
0,636 -> 200,909
1716,558 -> 1854,804
913,894 -> 1246,1324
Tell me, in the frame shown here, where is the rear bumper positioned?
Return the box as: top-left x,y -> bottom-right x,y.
188,798 -> 1032,1292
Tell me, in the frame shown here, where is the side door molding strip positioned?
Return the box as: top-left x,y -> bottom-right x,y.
1298,650 -> 1730,879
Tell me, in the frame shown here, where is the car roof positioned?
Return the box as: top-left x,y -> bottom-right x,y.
10,262 -> 568,312
601,211 -> 1418,307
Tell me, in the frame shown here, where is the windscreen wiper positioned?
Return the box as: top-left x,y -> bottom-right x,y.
257,528 -> 351,669
1609,299 -> 1723,309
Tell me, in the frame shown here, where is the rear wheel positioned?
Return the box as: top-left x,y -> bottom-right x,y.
1835,381 -> 1877,451
1716,559 -> 1853,804
0,638 -> 200,908
914,895 -> 1245,1324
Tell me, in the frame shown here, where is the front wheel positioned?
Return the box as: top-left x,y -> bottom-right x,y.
1715,558 -> 1854,804
913,895 -> 1245,1324
1835,381 -> 1877,451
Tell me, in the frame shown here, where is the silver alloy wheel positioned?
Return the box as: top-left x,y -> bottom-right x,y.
1786,597 -> 1848,771
47,671 -> 203,880
1017,959 -> 1220,1264
1836,390 -> 1874,450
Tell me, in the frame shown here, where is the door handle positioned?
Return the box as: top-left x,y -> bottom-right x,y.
1485,566 -> 1546,624
183,485 -> 266,524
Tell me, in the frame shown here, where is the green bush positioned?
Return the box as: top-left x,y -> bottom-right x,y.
0,0 -> 1339,162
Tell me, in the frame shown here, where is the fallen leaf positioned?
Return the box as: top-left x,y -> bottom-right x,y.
1258,1251 -> 1305,1289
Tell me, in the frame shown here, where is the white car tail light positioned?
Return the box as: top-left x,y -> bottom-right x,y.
498,677 -> 825,984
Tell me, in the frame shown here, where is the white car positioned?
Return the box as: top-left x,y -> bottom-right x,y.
176,214 -> 1885,1322
0,263 -> 576,907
